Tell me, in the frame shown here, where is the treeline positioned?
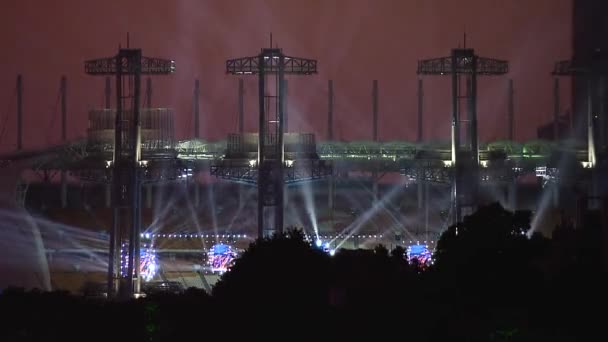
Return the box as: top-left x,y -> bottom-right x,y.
0,203 -> 605,341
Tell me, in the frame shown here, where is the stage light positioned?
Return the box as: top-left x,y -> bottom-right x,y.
207,244 -> 238,274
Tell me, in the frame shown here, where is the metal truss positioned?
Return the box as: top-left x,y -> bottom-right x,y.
211,159 -> 332,185
1,138 -> 590,166
284,160 -> 332,183
210,163 -> 258,184
85,54 -> 176,75
73,159 -> 190,184
226,51 -> 317,75
553,57 -> 608,76
2,138 -> 593,186
552,60 -> 580,76
417,55 -> 508,75
479,166 -> 519,183
402,159 -> 524,184
401,160 -> 452,184
317,142 -> 417,160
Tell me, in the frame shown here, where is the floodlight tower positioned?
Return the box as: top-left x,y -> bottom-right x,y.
417,46 -> 508,224
226,46 -> 317,238
553,50 -> 608,203
84,48 -> 175,298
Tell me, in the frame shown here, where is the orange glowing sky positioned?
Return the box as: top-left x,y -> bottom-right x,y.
0,0 -> 572,152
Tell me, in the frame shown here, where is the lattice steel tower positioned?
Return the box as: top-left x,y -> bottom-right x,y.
417,45 -> 508,224
225,46 -> 317,238
553,50 -> 608,202
85,47 -> 175,298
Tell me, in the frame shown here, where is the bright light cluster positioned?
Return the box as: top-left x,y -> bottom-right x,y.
207,244 -> 238,274
314,239 -> 336,256
406,244 -> 433,266
120,243 -> 159,282
307,234 -> 383,240
140,233 -> 248,239
140,245 -> 158,282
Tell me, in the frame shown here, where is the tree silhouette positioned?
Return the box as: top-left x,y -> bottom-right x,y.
434,202 -> 533,271
212,229 -> 331,311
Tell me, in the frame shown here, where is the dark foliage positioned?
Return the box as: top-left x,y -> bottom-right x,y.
1,203 -> 606,340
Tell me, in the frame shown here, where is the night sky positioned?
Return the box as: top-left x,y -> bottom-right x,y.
0,0 -> 572,153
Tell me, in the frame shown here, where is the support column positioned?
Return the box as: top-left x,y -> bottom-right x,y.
61,76 -> 67,142
508,79 -> 514,140
328,80 -> 334,140
284,79 -> 288,133
145,184 -> 152,209
104,76 -> 111,109
587,78 -> 597,167
372,80 -> 379,204
238,79 -> 244,134
417,79 -> 423,142
145,77 -> 152,108
328,79 -> 334,210
508,181 -> 517,212
417,181 -> 424,209
328,177 -> 334,211
274,57 -> 286,235
466,78 -> 473,145
470,57 -> 479,169
372,173 -> 379,203
424,182 -> 430,236
417,180 -> 424,237
17,74 -> 23,150
599,76 -> 607,154
257,55 -> 265,239
194,79 -> 200,139
60,170 -> 68,208
552,183 -> 560,209
239,185 -> 247,208
450,53 -> 460,225
193,181 -> 200,208
467,56 -> 479,218
372,80 -> 378,142
105,183 -> 111,208
590,169 -> 600,210
238,79 -> 246,209
554,78 -> 560,140
60,75 -> 68,208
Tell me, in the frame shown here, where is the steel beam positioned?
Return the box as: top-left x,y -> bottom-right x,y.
61,76 -> 67,142
372,80 -> 378,142
256,54 -> 265,238
17,75 -> 22,150
417,79 -> 423,142
194,79 -> 200,139
328,79 -> 334,140
145,77 -> 152,108
283,79 -> 289,132
238,79 -> 244,134
554,78 -> 560,140
508,79 -> 514,140
417,55 -> 508,75
226,54 -> 316,75
85,55 -> 175,75
104,77 -> 111,109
